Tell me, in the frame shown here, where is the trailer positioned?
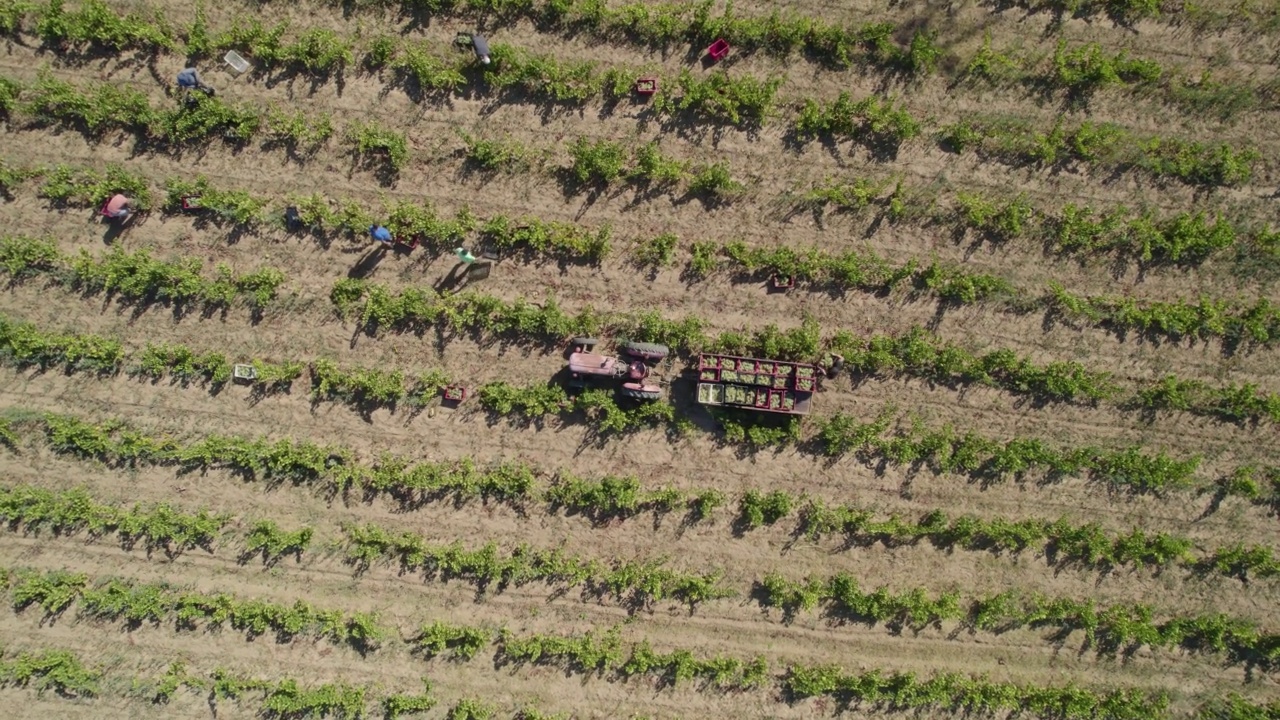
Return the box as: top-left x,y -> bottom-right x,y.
694,353 -> 816,415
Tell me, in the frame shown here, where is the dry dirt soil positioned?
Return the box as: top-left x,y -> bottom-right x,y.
0,1 -> 1277,719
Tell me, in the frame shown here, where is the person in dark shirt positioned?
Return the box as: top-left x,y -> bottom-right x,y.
471,34 -> 490,65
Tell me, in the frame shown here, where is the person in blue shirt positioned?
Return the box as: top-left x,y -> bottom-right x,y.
177,67 -> 213,95
370,225 -> 393,246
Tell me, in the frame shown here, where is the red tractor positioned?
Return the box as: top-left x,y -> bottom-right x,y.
566,337 -> 669,400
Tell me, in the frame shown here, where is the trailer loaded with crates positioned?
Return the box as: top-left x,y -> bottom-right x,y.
694,353 -> 816,415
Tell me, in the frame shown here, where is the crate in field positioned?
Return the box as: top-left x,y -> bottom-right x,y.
233,364 -> 257,381
224,51 -> 250,75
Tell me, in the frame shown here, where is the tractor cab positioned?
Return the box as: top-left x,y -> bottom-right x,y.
564,338 -> 669,400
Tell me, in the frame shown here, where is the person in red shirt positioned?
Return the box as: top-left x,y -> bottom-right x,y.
104,194 -> 132,221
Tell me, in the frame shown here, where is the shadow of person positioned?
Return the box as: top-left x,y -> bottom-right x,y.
433,262 -> 469,293
348,245 -> 388,278
100,212 -> 138,244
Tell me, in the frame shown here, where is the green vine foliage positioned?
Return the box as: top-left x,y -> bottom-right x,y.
0,236 -> 284,312
3,566 -> 389,650
0,484 -> 227,555
342,523 -> 733,608
783,663 -> 1169,718
816,405 -> 1201,495
0,314 -> 123,374
757,572 -> 1277,668
0,647 -> 100,697
498,626 -> 768,689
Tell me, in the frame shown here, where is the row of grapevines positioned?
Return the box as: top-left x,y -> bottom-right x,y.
311,358 -> 450,409
0,484 -> 228,554
783,663 -> 1169,718
723,240 -> 1017,305
333,278 -> 817,360
135,342 -> 302,390
11,412 -> 1277,580
722,241 -> 1280,349
0,646 -> 99,697
16,385 -> 1262,521
962,35 -> 1270,122
0,482 -> 315,564
36,162 -> 154,209
969,0 -> 1263,30
497,626 -> 768,690
476,383 -> 683,437
11,4 -> 1259,189
3,566 -> 386,650
756,573 -> 1278,668
835,326 -> 1280,425
816,405 -> 1201,495
0,313 -> 303,389
798,174 -> 1277,273
341,523 -> 733,609
0,314 -> 123,373
19,155 -> 1275,362
0,237 -> 284,310
41,648 -> 575,720
50,163 -> 1280,356
1046,282 -> 1280,349
943,115 -> 1260,187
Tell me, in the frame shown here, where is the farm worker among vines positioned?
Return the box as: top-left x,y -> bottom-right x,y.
369,225 -> 393,246
454,247 -> 476,264
471,33 -> 491,65
104,194 -> 132,220
176,67 -> 213,95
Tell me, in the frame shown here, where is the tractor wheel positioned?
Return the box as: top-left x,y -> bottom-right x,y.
571,336 -> 599,349
619,386 -> 663,401
621,342 -> 669,360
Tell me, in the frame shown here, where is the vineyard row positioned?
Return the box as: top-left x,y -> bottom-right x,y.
11,154 -> 1277,281
11,156 -> 1280,355
0,30 -> 1263,188
4,413 -> 1279,582
0,645 -> 554,719
12,642 -> 1274,720
4,309 -> 1277,506
3,558 -> 1276,716
12,0 -> 1274,129
10,223 -> 1280,423
12,158 -> 1280,353
3,484 -> 1277,667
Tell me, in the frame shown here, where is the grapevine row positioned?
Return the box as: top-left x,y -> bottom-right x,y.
754,572 -> 1279,668
25,644 -> 1275,720
0,237 -> 283,314
2,350 -> 1256,504
0,10 -> 1262,187
16,161 -> 1280,356
2,566 -> 386,650
0,308 -> 1270,505
2,487 -> 1276,672
17,0 -> 1268,119
782,664 -> 1168,718
341,523 -> 732,609
0,645 -> 515,720
4,414 -> 1277,581
6,557 -> 1271,717
0,484 -> 313,563
16,145 -> 1275,281
797,177 -> 1278,274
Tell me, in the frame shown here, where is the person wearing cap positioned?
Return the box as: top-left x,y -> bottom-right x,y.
471,33 -> 490,65
369,225 -> 393,246
105,194 -> 132,220
454,247 -> 476,264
